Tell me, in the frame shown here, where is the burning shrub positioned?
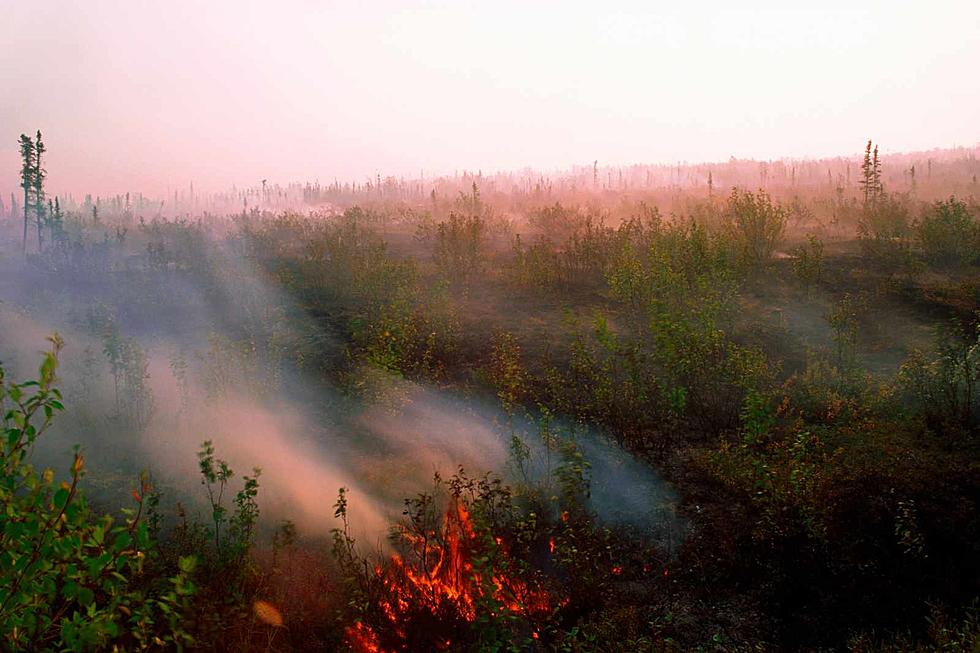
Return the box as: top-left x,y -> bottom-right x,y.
329,448 -> 675,653
332,473 -> 555,652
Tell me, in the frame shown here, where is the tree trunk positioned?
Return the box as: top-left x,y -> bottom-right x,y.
22,188 -> 29,254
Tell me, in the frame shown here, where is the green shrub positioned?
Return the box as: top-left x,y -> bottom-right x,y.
725,188 -> 787,269
433,212 -> 487,284
899,322 -> 980,435
527,202 -> 588,242
858,193 -> 919,279
792,233 -> 825,291
0,338 -> 196,651
848,603 -> 979,652
916,196 -> 979,267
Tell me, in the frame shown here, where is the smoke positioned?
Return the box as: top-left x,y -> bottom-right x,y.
0,220 -> 681,550
139,366 -> 392,541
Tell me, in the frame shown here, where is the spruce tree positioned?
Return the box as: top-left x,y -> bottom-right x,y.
33,131 -> 47,252
871,143 -> 882,207
17,134 -> 35,254
48,197 -> 63,246
859,140 -> 873,208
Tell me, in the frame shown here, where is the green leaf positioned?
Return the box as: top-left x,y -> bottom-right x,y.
53,488 -> 69,510
113,532 -> 132,552
39,353 -> 56,388
135,521 -> 149,549
77,587 -> 94,606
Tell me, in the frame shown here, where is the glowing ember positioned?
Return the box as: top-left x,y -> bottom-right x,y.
252,600 -> 284,627
347,621 -> 382,652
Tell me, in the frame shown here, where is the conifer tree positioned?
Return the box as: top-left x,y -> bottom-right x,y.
48,197 -> 63,245
33,131 -> 47,252
859,140 -> 884,210
18,134 -> 35,254
871,143 -> 882,206
860,140 -> 873,208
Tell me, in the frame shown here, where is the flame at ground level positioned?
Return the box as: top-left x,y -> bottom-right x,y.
347,500 -> 552,652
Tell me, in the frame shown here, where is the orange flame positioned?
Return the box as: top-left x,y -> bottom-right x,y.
347,499 -> 552,651
347,621 -> 382,652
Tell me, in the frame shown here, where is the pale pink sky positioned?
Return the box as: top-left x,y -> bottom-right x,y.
2,0 -> 978,199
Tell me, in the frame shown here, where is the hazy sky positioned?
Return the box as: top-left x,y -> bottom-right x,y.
2,0 -> 978,198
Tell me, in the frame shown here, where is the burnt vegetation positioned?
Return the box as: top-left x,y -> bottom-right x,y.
1,139 -> 979,651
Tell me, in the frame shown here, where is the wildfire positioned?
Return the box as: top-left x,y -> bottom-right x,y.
347,621 -> 382,652
347,499 -> 552,652
252,600 -> 284,627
